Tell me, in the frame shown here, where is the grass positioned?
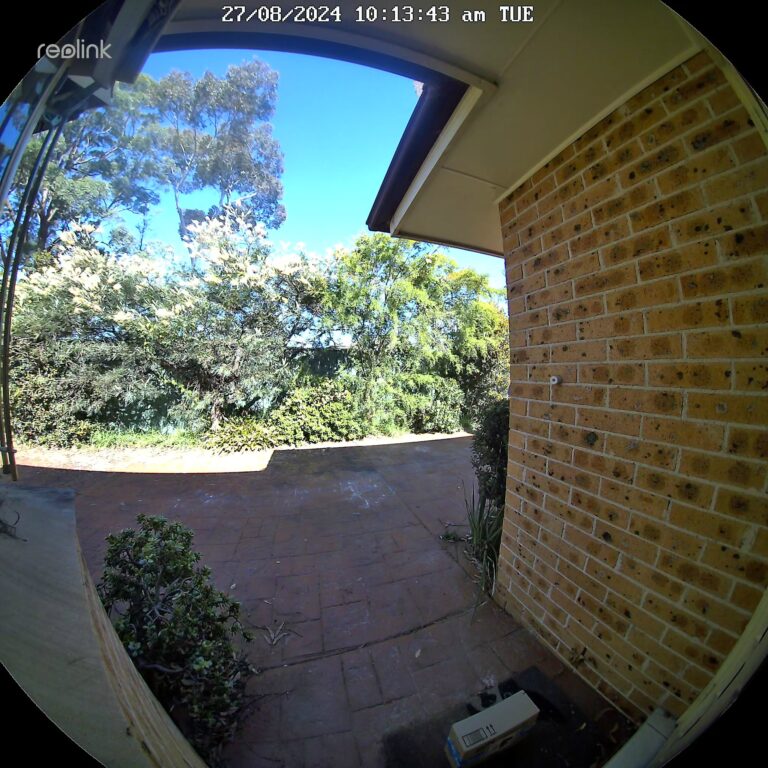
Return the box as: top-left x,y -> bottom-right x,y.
88,428 -> 202,449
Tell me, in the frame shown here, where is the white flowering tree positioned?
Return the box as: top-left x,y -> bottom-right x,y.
11,212 -> 325,442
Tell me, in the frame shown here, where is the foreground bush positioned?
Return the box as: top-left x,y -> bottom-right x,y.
471,397 -> 510,512
97,515 -> 254,766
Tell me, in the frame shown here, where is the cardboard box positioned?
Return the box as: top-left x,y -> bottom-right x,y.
444,690 -> 539,767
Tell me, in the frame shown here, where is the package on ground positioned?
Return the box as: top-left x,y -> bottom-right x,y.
444,690 -> 539,767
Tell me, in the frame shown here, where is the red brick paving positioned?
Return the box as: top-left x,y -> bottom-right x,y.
18,436 -> 628,767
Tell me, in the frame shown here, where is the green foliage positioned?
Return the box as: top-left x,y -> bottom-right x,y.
471,398 -> 510,513
392,373 -> 464,434
464,487 -> 504,595
208,379 -> 366,452
6,58 -> 285,252
97,515 -> 254,766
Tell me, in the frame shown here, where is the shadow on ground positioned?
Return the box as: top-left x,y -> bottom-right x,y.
18,436 -> 634,767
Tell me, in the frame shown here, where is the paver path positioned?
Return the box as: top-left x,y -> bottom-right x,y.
19,436 -> 630,767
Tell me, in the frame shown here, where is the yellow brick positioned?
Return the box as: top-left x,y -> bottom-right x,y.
572,450 -> 634,485
550,587 -> 596,630
550,422 -> 604,450
708,629 -> 738,656
636,240 -> 718,281
578,364 -> 644,387
730,582 -> 764,613
507,270 -> 545,300
510,344 -> 549,364
643,594 -> 709,641
557,557 -> 607,601
542,496 -> 593,536
686,106 -> 753,153
525,397 -> 575,424
671,200 -> 755,244
679,450 -> 765,490
570,486 -> 630,527
608,388 -> 682,416
536,175 -> 585,217
601,479 -> 670,519
682,665 -> 714,691
714,487 -> 768,526
663,626 -> 723,672
707,85 -> 741,116
636,466 -> 714,509
549,339 -> 608,363
515,175 -> 556,215
702,541 -> 768,586
703,156 -> 768,206
645,661 -> 698,706
593,181 -> 658,224
608,334 -> 682,361
527,363 -> 577,384
656,144 -> 736,195
726,426 -> 768,460
647,362 -> 732,389
549,296 -> 605,324
628,626 -> 687,675
680,587 -> 751,636
555,141 -> 607,185
526,467 -> 574,502
667,66 -> 724,105
562,176 -> 619,220
523,244 -> 569,277
620,556 -> 685,601
525,282 -> 574,311
586,558 -> 644,602
625,63 -> 687,113
645,299 -> 729,332
731,132 -> 767,164
541,211 -> 593,250
687,392 -> 768,425
628,513 -> 705,559
528,322 -> 577,345
578,312 -> 644,339
600,225 -> 671,267
668,503 -> 749,548
569,217 -> 632,257
606,435 -> 678,470
520,206 -> 565,244
642,415 -> 725,451
641,104 -> 711,151
661,550 -> 732,597
621,141 -> 688,189
603,102 -> 668,151
594,519 -> 659,564
731,295 -> 768,325
545,252 -> 600,286
607,277 -> 680,312
733,362 -> 768,392
579,399 -> 646,434
566,526 -> 620,567
629,188 -> 706,232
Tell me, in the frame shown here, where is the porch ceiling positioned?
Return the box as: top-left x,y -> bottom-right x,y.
158,0 -> 702,255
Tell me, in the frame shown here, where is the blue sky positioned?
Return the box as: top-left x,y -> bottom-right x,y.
136,48 -> 506,290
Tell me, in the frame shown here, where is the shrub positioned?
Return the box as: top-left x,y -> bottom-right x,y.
97,515 -> 254,766
393,373 -> 464,434
208,379 -> 367,452
268,379 -> 366,444
471,397 -> 509,513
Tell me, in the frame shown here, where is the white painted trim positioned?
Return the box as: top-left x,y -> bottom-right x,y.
492,44 -> 702,206
162,19 -> 497,94
389,85 -> 485,235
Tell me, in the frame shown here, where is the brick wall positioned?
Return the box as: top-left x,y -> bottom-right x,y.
495,50 -> 768,723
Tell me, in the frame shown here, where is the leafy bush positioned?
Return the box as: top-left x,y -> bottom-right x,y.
393,373 -> 464,434
268,379 -> 366,444
205,416 -> 276,452
89,428 -> 201,449
208,379 -> 366,452
97,515 -> 254,766
471,398 -> 510,513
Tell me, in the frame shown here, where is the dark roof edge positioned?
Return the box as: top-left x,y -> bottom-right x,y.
366,78 -> 467,233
